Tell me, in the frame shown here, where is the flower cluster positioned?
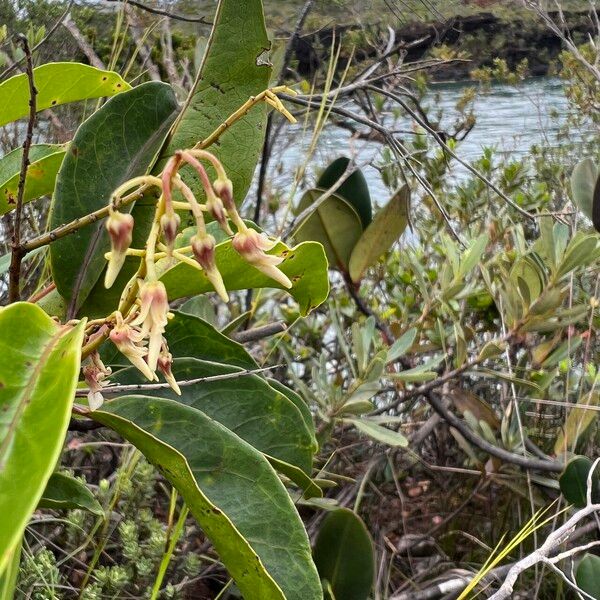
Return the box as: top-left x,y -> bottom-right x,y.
102,149 -> 291,392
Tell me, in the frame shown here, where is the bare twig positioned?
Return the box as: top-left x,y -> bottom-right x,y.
232,322 -> 287,343
62,13 -> 105,69
8,35 -> 36,303
103,0 -> 211,24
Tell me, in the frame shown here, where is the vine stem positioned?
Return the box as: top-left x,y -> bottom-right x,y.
8,35 -> 36,303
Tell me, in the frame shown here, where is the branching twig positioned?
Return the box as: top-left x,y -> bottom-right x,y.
8,35 -> 36,303
103,0 -> 211,24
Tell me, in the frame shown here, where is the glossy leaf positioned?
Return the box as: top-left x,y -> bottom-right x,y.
344,418 -> 408,447
49,82 -> 179,315
0,63 -> 130,127
294,188 -> 363,270
165,311 -> 257,369
571,158 -> 597,222
92,396 -> 322,600
38,473 -> 103,515
313,508 -> 375,600
112,358 -> 315,474
0,144 -> 66,214
0,303 -> 85,572
158,235 -> 329,316
349,184 -> 410,282
160,0 -> 271,204
559,456 -> 599,507
317,157 -> 372,228
554,392 -> 599,455
576,553 -> 600,599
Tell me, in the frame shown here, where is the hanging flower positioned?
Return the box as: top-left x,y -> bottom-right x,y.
213,176 -> 234,211
191,233 -> 228,302
131,280 -> 169,372
232,227 -> 292,289
160,210 -> 181,254
157,342 -> 181,395
109,313 -> 155,381
82,352 -> 112,411
105,211 -> 134,288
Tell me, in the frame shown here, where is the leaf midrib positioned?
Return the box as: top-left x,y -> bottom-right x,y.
0,323 -> 69,468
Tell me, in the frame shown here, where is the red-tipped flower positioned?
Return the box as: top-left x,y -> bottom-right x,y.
232,227 -> 292,289
213,177 -> 234,211
157,343 -> 181,395
160,210 -> 181,253
109,314 -> 155,381
191,233 -> 228,302
105,211 -> 134,288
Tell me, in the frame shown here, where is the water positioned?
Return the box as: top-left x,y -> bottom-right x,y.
267,77 -> 572,208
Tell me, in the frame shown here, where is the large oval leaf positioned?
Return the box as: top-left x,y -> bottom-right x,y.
313,508 -> 375,600
0,144 -> 66,215
112,358 -> 315,474
48,81 -> 179,316
157,236 -> 329,316
317,157 -> 372,228
0,303 -> 85,571
92,396 -> 322,600
160,0 -> 271,204
294,188 -> 363,271
349,184 -> 410,282
559,456 -> 600,507
0,63 -> 130,127
165,311 -> 257,369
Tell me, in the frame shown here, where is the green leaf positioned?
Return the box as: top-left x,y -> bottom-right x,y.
344,418 -> 408,447
313,508 -> 375,600
0,537 -> 20,598
556,233 -> 600,279
349,184 -> 410,282
0,303 -> 85,571
554,392 -> 600,455
92,396 -> 322,600
158,235 -> 329,316
49,81 -> 179,315
38,473 -> 103,516
571,158 -> 598,221
161,0 -> 271,203
559,456 -> 600,507
576,553 -> 600,599
317,157 -> 372,228
386,328 -> 417,364
0,63 -> 130,127
165,311 -> 257,369
112,358 -> 316,474
294,188 -> 364,271
0,144 -> 66,215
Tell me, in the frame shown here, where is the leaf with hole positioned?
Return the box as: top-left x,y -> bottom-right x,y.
160,0 -> 271,204
349,184 -> 410,282
0,63 -> 130,127
91,395 -> 322,600
0,303 -> 85,572
313,508 -> 375,600
0,144 -> 66,215
48,81 -> 179,315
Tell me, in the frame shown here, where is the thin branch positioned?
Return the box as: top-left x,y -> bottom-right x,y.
75,365 -> 281,398
232,322 -> 287,343
62,13 -> 105,69
8,35 -> 36,303
103,0 -> 211,24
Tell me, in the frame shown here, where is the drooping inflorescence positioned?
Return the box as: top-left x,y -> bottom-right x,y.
102,148 -> 292,395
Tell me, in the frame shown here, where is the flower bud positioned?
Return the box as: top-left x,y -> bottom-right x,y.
213,177 -> 234,211
105,211 -> 134,288
207,193 -> 233,235
157,345 -> 181,395
160,210 -> 181,254
191,233 -> 229,302
232,227 -> 292,289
